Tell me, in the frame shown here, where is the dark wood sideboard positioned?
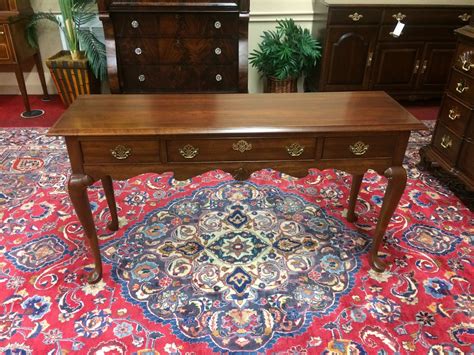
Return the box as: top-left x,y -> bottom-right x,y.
421,25 -> 474,191
98,0 -> 249,94
0,0 -> 49,117
319,5 -> 473,100
48,92 -> 425,283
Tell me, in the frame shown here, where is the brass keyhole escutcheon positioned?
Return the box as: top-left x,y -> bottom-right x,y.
286,143 -> 305,157
111,145 -> 132,160
349,141 -> 369,156
232,140 -> 252,153
179,144 -> 199,159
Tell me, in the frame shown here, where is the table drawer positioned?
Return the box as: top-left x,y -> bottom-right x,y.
322,135 -> 396,159
453,41 -> 474,75
447,70 -> 474,106
381,8 -> 472,25
158,13 -> 238,37
166,138 -> 316,162
81,140 -> 160,163
0,24 -> 13,62
121,65 -> 237,92
431,123 -> 463,164
438,94 -> 473,137
328,8 -> 382,25
159,38 -> 237,64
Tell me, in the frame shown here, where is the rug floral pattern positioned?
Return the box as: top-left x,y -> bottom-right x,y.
0,124 -> 472,354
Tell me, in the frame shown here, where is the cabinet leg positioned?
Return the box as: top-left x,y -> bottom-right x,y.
68,174 -> 103,284
370,166 -> 407,272
34,52 -> 51,101
347,173 -> 364,223
101,176 -> 119,231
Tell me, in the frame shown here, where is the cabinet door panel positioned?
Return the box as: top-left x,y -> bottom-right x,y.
371,42 -> 423,90
321,26 -> 377,91
417,42 -> 456,92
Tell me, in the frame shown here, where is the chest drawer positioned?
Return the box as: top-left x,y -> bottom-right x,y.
438,94 -> 473,137
166,138 -> 317,162
447,69 -> 474,106
454,41 -> 474,74
81,139 -> 160,164
321,135 -> 397,159
0,24 -> 13,62
113,13 -> 160,37
159,38 -> 237,64
378,25 -> 456,42
121,64 -> 237,92
158,13 -> 238,38
381,8 -> 472,26
328,8 -> 382,25
116,38 -> 160,65
431,123 -> 463,164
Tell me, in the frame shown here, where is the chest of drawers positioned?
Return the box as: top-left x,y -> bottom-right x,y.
98,0 -> 249,93
421,25 -> 474,190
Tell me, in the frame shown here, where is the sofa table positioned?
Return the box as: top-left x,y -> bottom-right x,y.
48,92 -> 425,283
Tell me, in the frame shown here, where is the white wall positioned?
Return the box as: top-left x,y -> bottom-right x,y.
0,0 -> 463,94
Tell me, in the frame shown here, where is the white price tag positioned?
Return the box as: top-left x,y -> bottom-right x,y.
392,21 -> 405,37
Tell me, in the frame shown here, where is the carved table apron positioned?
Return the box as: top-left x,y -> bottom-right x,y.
48,92 -> 425,283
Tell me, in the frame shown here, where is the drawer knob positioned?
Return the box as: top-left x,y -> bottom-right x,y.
232,140 -> 252,153
348,12 -> 363,22
138,74 -> 146,82
215,47 -> 222,55
448,109 -> 460,121
215,74 -> 223,82
440,135 -> 453,149
214,21 -> 222,29
110,145 -> 132,160
0,31 -> 4,35
392,12 -> 406,22
286,143 -> 305,157
131,20 -> 139,28
179,144 -> 199,159
455,81 -> 469,94
459,13 -> 471,22
134,47 -> 142,55
349,141 -> 369,156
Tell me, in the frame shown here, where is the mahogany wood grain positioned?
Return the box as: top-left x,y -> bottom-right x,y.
50,91 -> 425,283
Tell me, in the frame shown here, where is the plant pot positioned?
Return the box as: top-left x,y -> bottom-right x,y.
265,76 -> 298,93
46,50 -> 100,107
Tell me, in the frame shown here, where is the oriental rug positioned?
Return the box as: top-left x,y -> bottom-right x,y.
0,124 -> 472,354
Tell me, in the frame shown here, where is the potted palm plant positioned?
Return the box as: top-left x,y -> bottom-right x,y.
26,0 -> 106,107
249,19 -> 322,93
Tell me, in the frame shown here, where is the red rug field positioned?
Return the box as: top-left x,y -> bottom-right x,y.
0,122 -> 472,354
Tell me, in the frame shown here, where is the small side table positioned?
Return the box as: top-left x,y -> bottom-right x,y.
0,0 -> 50,118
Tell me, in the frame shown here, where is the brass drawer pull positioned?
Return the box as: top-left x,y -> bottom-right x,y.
460,52 -> 474,72
349,141 -> 369,156
456,81 -> 469,94
179,144 -> 199,159
215,47 -> 222,55
134,47 -> 142,55
111,145 -> 132,160
421,60 -> 428,74
131,20 -> 139,28
286,143 -> 305,157
214,21 -> 222,29
348,12 -> 363,22
459,13 -> 471,22
366,52 -> 373,67
138,74 -> 145,82
448,109 -> 460,121
413,60 -> 420,74
392,12 -> 406,21
440,135 -> 453,149
232,140 -> 252,153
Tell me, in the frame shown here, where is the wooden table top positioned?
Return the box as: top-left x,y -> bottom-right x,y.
48,91 -> 425,136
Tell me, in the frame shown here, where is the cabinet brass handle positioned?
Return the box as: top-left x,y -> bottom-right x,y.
456,81 -> 469,94
459,13 -> 471,22
232,140 -> 252,153
286,143 -> 305,157
448,109 -> 460,121
179,144 -> 199,159
413,60 -> 420,74
440,135 -> 453,149
366,52 -> 373,67
392,12 -> 406,21
420,60 -> 428,74
348,12 -> 363,21
349,141 -> 369,156
111,145 -> 132,160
